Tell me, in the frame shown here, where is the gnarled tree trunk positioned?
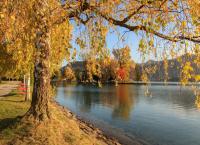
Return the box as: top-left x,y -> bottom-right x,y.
26,1 -> 51,121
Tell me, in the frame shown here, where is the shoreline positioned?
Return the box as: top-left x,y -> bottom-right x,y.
76,115 -> 150,145
54,101 -> 121,145
55,102 -> 150,145
52,80 -> 200,86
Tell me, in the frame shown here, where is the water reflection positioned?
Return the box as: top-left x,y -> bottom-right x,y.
55,83 -> 200,145
112,85 -> 136,120
195,95 -> 200,109
145,85 -> 196,110
57,84 -> 138,120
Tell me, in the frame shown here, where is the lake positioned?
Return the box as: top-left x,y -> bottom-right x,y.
55,83 -> 200,145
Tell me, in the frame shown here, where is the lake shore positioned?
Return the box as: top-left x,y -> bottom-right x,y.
53,79 -> 200,86
54,102 -> 122,145
0,81 -> 121,145
55,101 -> 150,145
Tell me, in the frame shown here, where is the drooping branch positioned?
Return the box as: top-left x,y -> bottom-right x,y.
95,9 -> 200,43
53,1 -> 90,25
54,1 -> 200,44
53,9 -> 78,25
119,4 -> 145,24
118,0 -> 167,24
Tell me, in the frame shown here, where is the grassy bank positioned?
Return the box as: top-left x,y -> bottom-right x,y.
0,93 -> 29,119
0,91 -> 119,145
0,92 -> 30,144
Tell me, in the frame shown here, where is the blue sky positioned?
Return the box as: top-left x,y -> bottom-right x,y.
62,21 -> 174,66
106,27 -> 142,63
62,24 -> 143,66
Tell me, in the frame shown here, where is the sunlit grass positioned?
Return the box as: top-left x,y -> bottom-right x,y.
0,92 -> 30,119
0,92 -> 30,144
0,92 -> 113,145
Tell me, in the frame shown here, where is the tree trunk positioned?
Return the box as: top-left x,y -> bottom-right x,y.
24,75 -> 26,86
26,1 -> 51,121
25,74 -> 31,101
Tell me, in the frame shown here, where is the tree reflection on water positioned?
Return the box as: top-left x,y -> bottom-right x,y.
58,83 -> 138,120
112,85 -> 136,120
195,95 -> 200,109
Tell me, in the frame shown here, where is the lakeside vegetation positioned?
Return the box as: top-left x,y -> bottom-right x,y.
61,46 -> 137,83
61,53 -> 200,84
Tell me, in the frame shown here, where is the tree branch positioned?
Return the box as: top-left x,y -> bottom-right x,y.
53,1 -> 90,25
95,9 -> 200,43
54,1 -> 200,44
120,4 -> 145,24
76,14 -> 93,24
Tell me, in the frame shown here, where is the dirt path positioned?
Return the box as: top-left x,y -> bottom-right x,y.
0,81 -> 21,97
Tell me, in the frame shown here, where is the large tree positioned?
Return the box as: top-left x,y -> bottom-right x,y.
0,0 -> 199,121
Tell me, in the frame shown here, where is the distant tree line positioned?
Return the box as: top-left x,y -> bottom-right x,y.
62,46 -> 138,83
61,53 -> 200,83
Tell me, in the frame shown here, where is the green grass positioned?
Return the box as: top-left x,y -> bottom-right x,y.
0,92 -> 30,119
0,92 -> 30,143
0,81 -> 5,85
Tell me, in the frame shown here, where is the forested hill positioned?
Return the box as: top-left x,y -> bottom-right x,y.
138,54 -> 199,82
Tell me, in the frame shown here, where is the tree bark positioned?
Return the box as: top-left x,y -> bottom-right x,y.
25,74 -> 31,101
27,31 -> 51,121
25,1 -> 51,121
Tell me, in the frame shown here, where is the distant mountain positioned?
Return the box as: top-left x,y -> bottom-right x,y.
137,54 -> 199,82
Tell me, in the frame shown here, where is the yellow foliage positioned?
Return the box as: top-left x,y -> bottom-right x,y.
195,95 -> 200,109
141,73 -> 148,83
64,66 -> 76,82
181,62 -> 194,85
194,75 -> 200,82
0,0 -> 199,93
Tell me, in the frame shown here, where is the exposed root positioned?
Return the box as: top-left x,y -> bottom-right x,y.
22,108 -> 51,123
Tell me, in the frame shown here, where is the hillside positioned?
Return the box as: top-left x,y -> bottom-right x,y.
138,54 -> 199,82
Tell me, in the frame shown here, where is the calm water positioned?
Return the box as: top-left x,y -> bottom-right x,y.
55,83 -> 200,145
